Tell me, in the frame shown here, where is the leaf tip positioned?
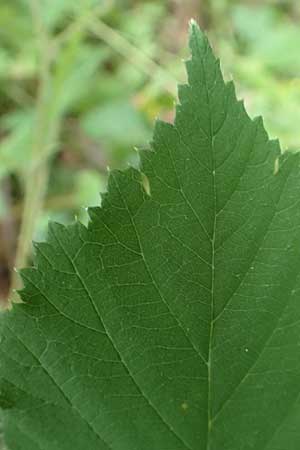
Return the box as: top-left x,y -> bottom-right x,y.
189,18 -> 201,34
188,19 -> 207,54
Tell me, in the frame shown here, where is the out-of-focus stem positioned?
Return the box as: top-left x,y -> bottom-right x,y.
9,0 -> 57,300
55,4 -> 177,95
89,19 -> 178,96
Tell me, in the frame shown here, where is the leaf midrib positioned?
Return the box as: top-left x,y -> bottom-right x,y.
194,33 -> 217,450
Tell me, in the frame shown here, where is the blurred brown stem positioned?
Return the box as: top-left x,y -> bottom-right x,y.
9,0 -> 57,300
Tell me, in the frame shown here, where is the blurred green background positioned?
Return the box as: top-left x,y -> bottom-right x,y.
0,0 -> 300,304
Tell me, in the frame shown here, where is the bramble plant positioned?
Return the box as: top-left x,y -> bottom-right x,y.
1,21 -> 300,450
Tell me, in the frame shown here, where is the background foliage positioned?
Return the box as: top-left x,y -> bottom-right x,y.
0,0 -> 300,305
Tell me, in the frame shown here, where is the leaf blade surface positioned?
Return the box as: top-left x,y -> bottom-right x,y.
1,21 -> 300,450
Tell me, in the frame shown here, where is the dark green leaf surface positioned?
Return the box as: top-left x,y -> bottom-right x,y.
1,21 -> 300,450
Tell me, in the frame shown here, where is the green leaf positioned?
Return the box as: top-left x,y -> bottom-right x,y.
1,21 -> 300,450
82,100 -> 150,146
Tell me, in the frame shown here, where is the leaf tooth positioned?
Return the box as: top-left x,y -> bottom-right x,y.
32,240 -> 45,269
177,83 -> 190,107
87,205 -> 102,223
15,288 -> 26,303
152,118 -> 175,147
16,267 -> 40,304
48,219 -> 66,236
18,267 -> 37,281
